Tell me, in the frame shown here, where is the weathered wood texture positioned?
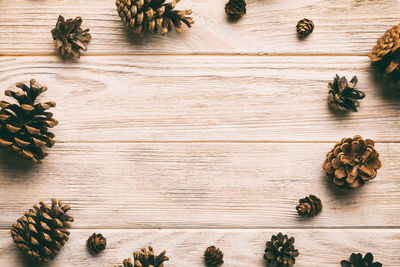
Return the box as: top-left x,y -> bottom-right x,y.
1,229 -> 399,266
1,142 -> 399,229
1,0 -> 400,55
1,0 -> 400,266
1,56 -> 400,142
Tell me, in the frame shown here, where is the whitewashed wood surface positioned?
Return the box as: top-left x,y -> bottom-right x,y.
1,0 -> 400,266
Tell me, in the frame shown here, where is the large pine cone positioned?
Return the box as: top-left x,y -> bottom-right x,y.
322,136 -> 382,189
204,246 -> 224,266
328,75 -> 366,112
10,199 -> 73,263
369,24 -> 400,89
0,79 -> 58,163
87,233 -> 107,254
225,0 -> 246,20
116,0 -> 194,35
117,246 -> 169,267
264,232 -> 299,267
51,15 -> 91,58
296,195 -> 322,217
341,253 -> 382,267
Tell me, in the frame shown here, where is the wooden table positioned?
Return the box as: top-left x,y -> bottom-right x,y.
1,0 -> 399,266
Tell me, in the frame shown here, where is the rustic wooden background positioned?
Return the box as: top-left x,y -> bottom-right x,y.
1,0 -> 400,266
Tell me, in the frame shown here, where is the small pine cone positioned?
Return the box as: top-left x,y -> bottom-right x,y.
296,18 -> 314,37
204,246 -> 224,266
369,24 -> 400,89
322,136 -> 382,189
264,232 -> 299,267
341,253 -> 382,267
87,233 -> 107,254
10,198 -> 73,263
116,0 -> 194,35
296,195 -> 322,217
225,0 -> 246,20
118,246 -> 169,267
328,75 -> 366,112
51,15 -> 92,58
0,79 -> 58,163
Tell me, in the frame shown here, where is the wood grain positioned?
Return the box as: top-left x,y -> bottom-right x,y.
1,0 -> 400,55
1,229 -> 399,266
1,56 -> 400,142
0,142 -> 399,229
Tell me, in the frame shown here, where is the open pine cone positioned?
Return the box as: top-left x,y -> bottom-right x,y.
341,253 -> 382,267
328,75 -> 366,112
225,0 -> 246,20
369,24 -> 400,89
51,15 -> 92,59
264,232 -> 299,267
204,246 -> 224,266
10,199 -> 73,263
296,195 -> 322,217
0,79 -> 58,163
322,135 -> 382,189
116,246 -> 169,267
116,0 -> 194,35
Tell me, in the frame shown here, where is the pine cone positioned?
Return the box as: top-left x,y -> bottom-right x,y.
296,195 -> 322,217
322,135 -> 382,189
225,0 -> 246,20
117,246 -> 169,267
87,233 -> 107,254
115,0 -> 194,35
369,24 -> 400,89
204,246 -> 224,266
10,198 -> 73,263
296,19 -> 314,37
264,232 -> 299,267
0,79 -> 58,163
51,15 -> 92,58
328,75 -> 366,112
341,253 -> 382,267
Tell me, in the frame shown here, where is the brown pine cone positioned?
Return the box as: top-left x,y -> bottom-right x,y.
296,195 -> 322,217
328,75 -> 366,112
116,0 -> 194,35
0,79 -> 58,163
264,232 -> 299,267
341,253 -> 382,267
204,246 -> 224,266
87,233 -> 107,254
322,136 -> 382,189
51,15 -> 91,58
10,199 -> 73,263
225,0 -> 246,20
369,24 -> 400,89
296,18 -> 314,37
117,246 -> 169,267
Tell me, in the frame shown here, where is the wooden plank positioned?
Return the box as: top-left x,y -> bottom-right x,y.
1,55 -> 400,142
1,0 -> 400,55
0,142 -> 399,228
0,229 -> 399,266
